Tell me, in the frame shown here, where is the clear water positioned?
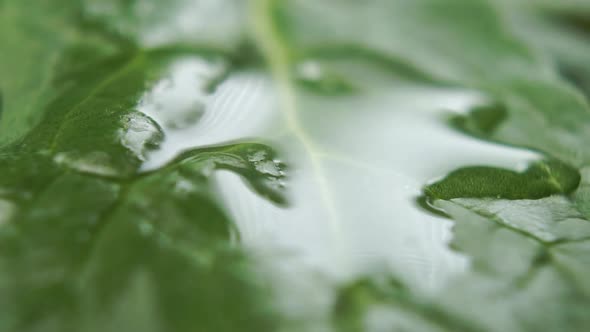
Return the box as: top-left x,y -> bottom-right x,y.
141,56 -> 540,319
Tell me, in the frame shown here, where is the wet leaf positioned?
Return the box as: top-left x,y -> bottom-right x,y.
0,2 -> 282,330
3,0 -> 590,331
425,159 -> 580,201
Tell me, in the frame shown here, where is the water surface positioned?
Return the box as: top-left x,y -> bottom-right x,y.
141,56 -> 540,317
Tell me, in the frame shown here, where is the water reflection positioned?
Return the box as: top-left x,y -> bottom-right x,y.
221,83 -> 538,289
141,57 -> 540,315
141,57 -> 279,170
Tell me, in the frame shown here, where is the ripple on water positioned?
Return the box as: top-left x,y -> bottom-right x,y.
141,64 -> 540,316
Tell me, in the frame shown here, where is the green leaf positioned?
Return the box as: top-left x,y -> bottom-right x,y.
0,142 -> 285,332
4,0 -> 590,331
0,3 -> 284,330
425,159 -> 580,200
452,83 -> 590,167
0,1 -> 79,145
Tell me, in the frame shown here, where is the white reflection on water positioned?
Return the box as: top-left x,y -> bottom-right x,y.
141,57 -> 278,170
141,57 -> 539,299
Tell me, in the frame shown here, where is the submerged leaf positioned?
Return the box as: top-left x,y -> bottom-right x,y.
3,0 -> 590,331
425,159 -> 580,200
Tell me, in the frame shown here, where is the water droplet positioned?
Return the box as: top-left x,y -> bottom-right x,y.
267,177 -> 287,190
255,160 -> 284,177
119,112 -> 163,161
247,150 -> 267,163
247,150 -> 287,177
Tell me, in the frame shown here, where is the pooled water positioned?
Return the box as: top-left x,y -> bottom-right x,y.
141,57 -> 540,316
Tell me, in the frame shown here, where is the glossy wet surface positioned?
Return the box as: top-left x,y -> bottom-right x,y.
140,57 -> 540,295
